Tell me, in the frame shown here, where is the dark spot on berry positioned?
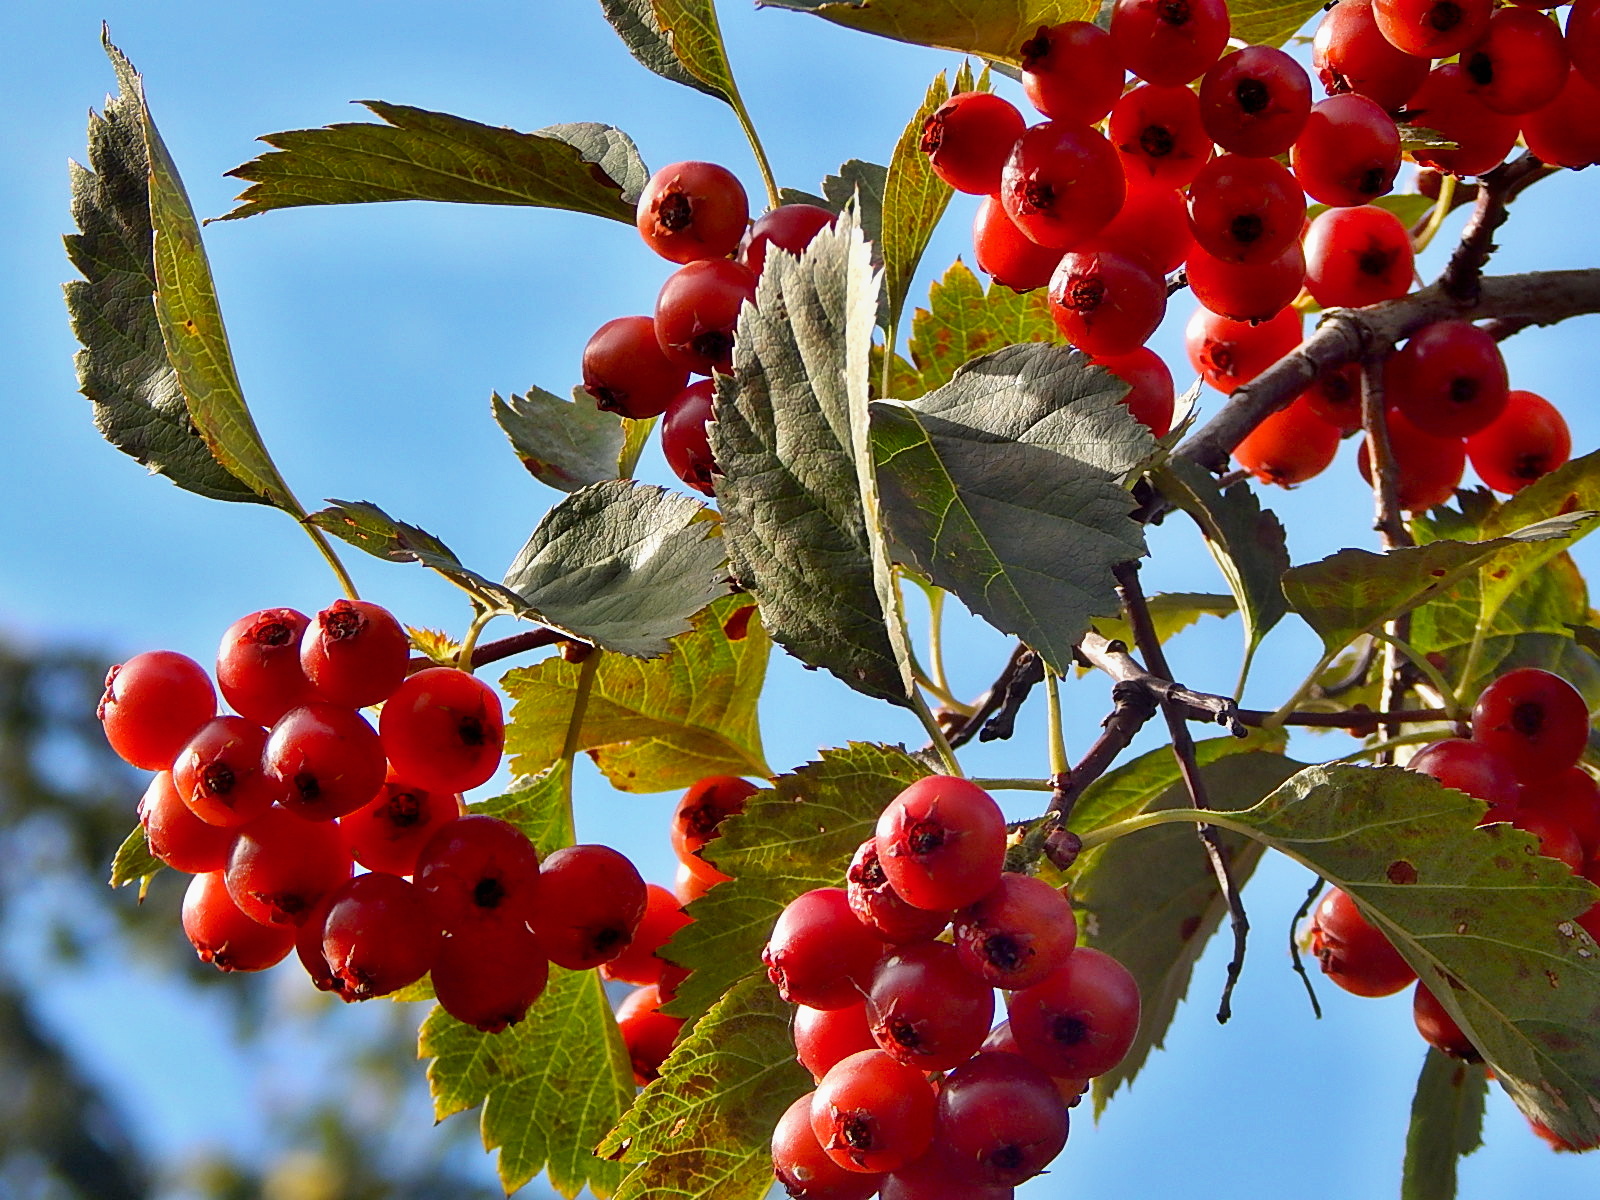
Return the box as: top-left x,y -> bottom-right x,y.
838,1112 -> 876,1151
589,925 -> 628,957
1387,860 -> 1418,885
385,791 -> 424,828
1051,1013 -> 1090,1046
1021,177 -> 1055,215
1235,78 -> 1270,114
1358,243 -> 1396,277
657,190 -> 693,233
1064,275 -> 1106,314
982,933 -> 1032,974
906,818 -> 947,858
1511,699 -> 1546,739
587,384 -> 626,413
474,875 -> 507,910
690,330 -> 734,363
886,1016 -> 925,1051
1513,454 -> 1547,481
1448,376 -> 1480,406
920,112 -> 945,156
683,801 -> 722,840
323,605 -> 365,641
1158,0 -> 1193,26
1230,213 -> 1264,245
1020,26 -> 1053,68
1428,0 -> 1463,33
202,762 -> 237,797
1139,123 -> 1175,159
990,1145 -> 1026,1172
1356,166 -> 1387,197
294,771 -> 321,801
457,714 -> 487,748
1465,50 -> 1493,87
248,616 -> 295,647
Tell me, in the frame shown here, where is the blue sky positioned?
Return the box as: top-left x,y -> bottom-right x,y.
5,1 -> 1600,1196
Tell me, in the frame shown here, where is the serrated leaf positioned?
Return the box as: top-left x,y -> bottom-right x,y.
754,0 -> 1098,63
1402,1050 -> 1488,1200
219,103 -> 647,224
494,387 -> 625,493
871,342 -> 1153,677
711,215 -> 908,704
649,0 -> 741,104
502,479 -> 730,658
1473,450 -> 1600,619
503,595 -> 770,792
822,159 -> 888,252
1068,742 -> 1304,1112
109,823 -> 162,898
1156,458 -> 1290,675
619,414 -> 657,479
662,743 -> 928,1022
894,258 -> 1058,401
881,66 -> 968,335
407,626 -> 462,666
1091,591 -> 1238,657
64,39 -> 278,507
1231,0 -> 1338,49
600,975 -> 809,1200
470,763 -> 577,857
1397,122 -> 1459,152
1282,515 -> 1595,657
599,0 -> 722,98
1198,763 -> 1600,1148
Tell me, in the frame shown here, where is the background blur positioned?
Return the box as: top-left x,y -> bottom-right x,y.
3,1 -> 1599,1196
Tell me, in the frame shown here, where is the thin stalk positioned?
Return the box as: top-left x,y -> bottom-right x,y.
1370,630 -> 1465,723
912,690 -> 964,777
923,583 -> 953,698
456,607 -> 496,675
303,521 -> 360,601
1413,173 -> 1457,255
1044,671 -> 1069,780
909,658 -> 975,715
1331,730 -> 1440,764
1077,805 -> 1252,851
972,777 -> 1053,792
731,93 -> 781,211
1263,647 -> 1342,728
558,652 -> 602,819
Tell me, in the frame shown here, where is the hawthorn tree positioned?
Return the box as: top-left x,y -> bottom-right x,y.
57,1 -> 1600,1198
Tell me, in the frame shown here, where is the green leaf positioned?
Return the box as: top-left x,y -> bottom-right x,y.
822,159 -> 888,252
711,215 -> 909,704
503,594 -> 770,792
755,0 -> 1099,63
1202,763 -> 1600,1148
1282,514 -> 1595,657
662,743 -> 928,1022
64,38 -> 279,507
108,823 -> 162,898
649,0 -> 742,104
469,763 -> 578,858
598,0 -> 722,98
502,480 -> 730,658
1402,1050 -> 1488,1200
1231,0 -> 1335,49
599,976 -> 809,1200
1091,592 -> 1238,658
220,103 -> 647,224
1472,450 -> 1600,621
1307,192 -> 1435,230
493,387 -> 625,494
1156,458 -> 1291,675
1068,740 -> 1304,1112
619,414 -> 658,479
881,66 -> 968,335
871,342 -> 1153,677
894,258 -> 1058,401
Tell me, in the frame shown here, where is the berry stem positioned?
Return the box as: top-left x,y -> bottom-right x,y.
1287,871 -> 1325,1020
1044,670 -> 1069,781
1411,171 -> 1457,255
1369,630 -> 1465,726
302,520 -> 361,602
912,689 -> 965,777
456,606 -> 496,675
731,95 -> 782,212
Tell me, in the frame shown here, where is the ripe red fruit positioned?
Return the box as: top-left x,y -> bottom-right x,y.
321,871 -> 442,1000
1186,238 -> 1306,323
1233,397 -> 1341,487
531,843 -> 649,971
971,194 -> 1064,292
845,837 -> 952,944
1388,320 -> 1508,438
1520,69 -> 1600,169
1005,946 -> 1141,1078
953,872 -> 1078,989
1109,0 -> 1231,86
379,666 -> 504,794
140,770 -> 236,873
1092,347 -> 1176,438
1019,22 -> 1124,125
635,160 -> 749,265
794,1001 -> 878,1081
216,608 -> 316,727
763,887 -> 886,1010
662,380 -> 719,496
225,805 -> 354,926
1471,668 -> 1591,783
1461,7 -> 1569,116
173,715 -> 280,828
615,984 -> 684,1085
295,892 -> 342,992
1313,0 -> 1430,112
1185,305 -> 1303,394
875,776 -> 1007,911
1291,95 -> 1403,208
1198,46 -> 1312,158
338,775 -> 460,877
581,315 -> 691,419
264,702 -> 388,822
772,1092 -> 885,1199
1373,0 -> 1492,59
742,204 -> 836,277
1406,65 -> 1520,178
414,814 -> 542,930
1571,0 -> 1600,88
182,869 -> 296,972
98,649 -> 216,771
299,599 -> 410,709
671,775 -> 758,886
1302,204 -> 1415,309
1521,766 -> 1600,859
879,1143 -> 1016,1200
655,260 -> 757,376
432,918 -> 550,1032
1304,363 -> 1363,433
1186,155 -> 1305,266
1308,887 -> 1416,996
1408,737 -> 1522,809
865,941 -> 995,1071
935,1052 -> 1070,1187
1046,249 -> 1166,357
1413,979 -> 1479,1060
920,92 -> 1026,196
999,122 -> 1126,251
1467,390 -> 1571,494
1109,84 -> 1211,191
1356,409 -> 1467,513
1085,185 -> 1193,277
810,1049 -> 938,1174
602,882 -> 692,991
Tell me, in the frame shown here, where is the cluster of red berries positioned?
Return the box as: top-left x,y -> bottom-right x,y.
919,0 -> 1586,500
580,161 -> 836,497
102,600 -> 664,1034
1307,667 -> 1600,1143
765,775 -> 1140,1198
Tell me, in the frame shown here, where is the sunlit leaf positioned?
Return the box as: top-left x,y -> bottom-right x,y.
1402,1049 -> 1488,1200
1091,592 -> 1238,659
756,0 -> 1098,63
650,0 -> 742,103
599,0 -> 722,98
109,823 -> 162,898
494,387 -> 625,494
1231,0 -> 1338,48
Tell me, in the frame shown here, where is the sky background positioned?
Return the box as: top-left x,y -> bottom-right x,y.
4,1 -> 1600,1196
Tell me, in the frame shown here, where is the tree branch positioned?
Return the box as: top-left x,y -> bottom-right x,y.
1440,152 -> 1551,303
946,643 -> 1042,749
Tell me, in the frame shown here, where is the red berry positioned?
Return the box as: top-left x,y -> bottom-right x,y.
953,873 -> 1078,990
1047,248 -> 1166,357
1086,185 -> 1193,277
1388,320 -> 1508,438
1468,390 -> 1572,494
140,770 -> 236,873
1461,7 -> 1569,116
216,608 -> 316,727
1019,22 -> 1124,125
1185,304 -> 1303,394
602,882 -> 692,992
1521,767 -> 1600,859
1570,0 -> 1600,88
1408,737 -> 1522,808
865,941 -> 995,1072
845,837 -> 952,944
616,984 -> 684,1085
1092,347 -> 1176,437
936,1052 -> 1070,1187
635,160 -> 749,265
794,1001 -> 878,1081
1187,155 -> 1305,266
1109,0 -> 1231,86
1186,238 -> 1306,323
1373,0 -> 1493,57
1356,409 -> 1467,512
764,887 -> 886,1010
173,715 -> 281,828
1303,204 -> 1415,309
265,702 -> 388,822
295,892 -> 342,993
1313,0 -> 1430,112
1308,886 -> 1417,997
299,599 -> 410,709
1413,978 -> 1479,1060
338,774 -> 460,877
1109,84 -> 1211,191
1198,46 -> 1312,158
1520,69 -> 1600,169
581,315 -> 691,419
321,871 -> 442,1000
971,194 -> 1064,292
1000,122 -> 1126,251
414,813 -> 542,930
875,776 -> 1007,911
1304,363 -> 1364,433
1006,946 -> 1142,1078
182,869 -> 296,972
662,379 -> 719,497
1471,668 -> 1590,783
432,918 -> 550,1032
671,775 -> 757,886
98,649 -> 216,771
1406,65 -> 1521,178
531,843 -> 648,971
810,1049 -> 938,1174
379,666 -> 504,794
742,204 -> 836,277
772,1092 -> 885,1199
920,92 -> 1027,196
1291,94 -> 1402,208
655,259 -> 757,376
1234,397 -> 1341,487
224,805 -> 354,926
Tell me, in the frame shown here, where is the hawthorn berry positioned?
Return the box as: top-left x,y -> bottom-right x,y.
1461,7 -> 1569,116
1185,305 -> 1303,394
742,204 -> 836,277
971,194 -> 1064,293
432,917 -> 550,1032
299,599 -> 410,709
999,121 -> 1126,252
216,608 -> 316,727
671,775 -> 758,886
953,872 -> 1078,990
1373,0 -> 1493,61
1006,945 -> 1141,1079
845,837 -> 952,944
772,1092 -> 885,1199
809,1049 -> 938,1174
602,882 -> 692,990
414,814 -> 543,930
865,940 -> 995,1072
1356,409 -> 1467,512
1109,83 -> 1211,191
1408,737 -> 1522,809
1198,46 -> 1312,158
1291,94 -> 1402,208
654,260 -> 757,376
1520,69 -> 1600,169
225,804 -> 354,925
1186,154 -> 1305,266
1308,887 -> 1416,997
173,715 -> 280,828
338,775 -> 460,877
1046,248 -> 1166,357
1467,389 -> 1571,493
1092,347 -> 1176,437
635,160 -> 749,264
920,92 -> 1026,196
1086,183 -> 1194,278
264,702 -> 388,822
140,770 -> 236,874
1019,22 -> 1124,125
875,776 -> 1006,911
794,1001 -> 878,1081
581,315 -> 690,419
1471,668 -> 1591,782
1313,0 -> 1430,112
1413,978 -> 1479,1060
182,869 -> 296,972
1304,363 -> 1364,434
1302,204 -> 1414,309
1185,238 -> 1306,323
1405,65 -> 1520,178
661,380 -> 719,497
1388,320 -> 1508,438
379,666 -> 504,794
1108,0 -> 1231,87
764,887 -> 886,1010
531,843 -> 648,971
615,984 -> 684,1085
98,649 -> 216,771
936,1052 -> 1070,1187
1233,397 -> 1341,487
321,871 -> 442,1000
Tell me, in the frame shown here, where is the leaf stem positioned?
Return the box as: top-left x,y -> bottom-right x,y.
973,777 -> 1053,792
1077,805 -> 1250,851
1262,647 -> 1341,729
1044,671 -> 1069,780
303,520 -> 360,601
1370,630 -> 1465,724
456,606 -> 496,674
557,651 -> 602,825
1331,730 -> 1440,764
730,91 -> 781,212
912,690 -> 964,777
920,580 -> 953,699
1412,172 -> 1456,255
